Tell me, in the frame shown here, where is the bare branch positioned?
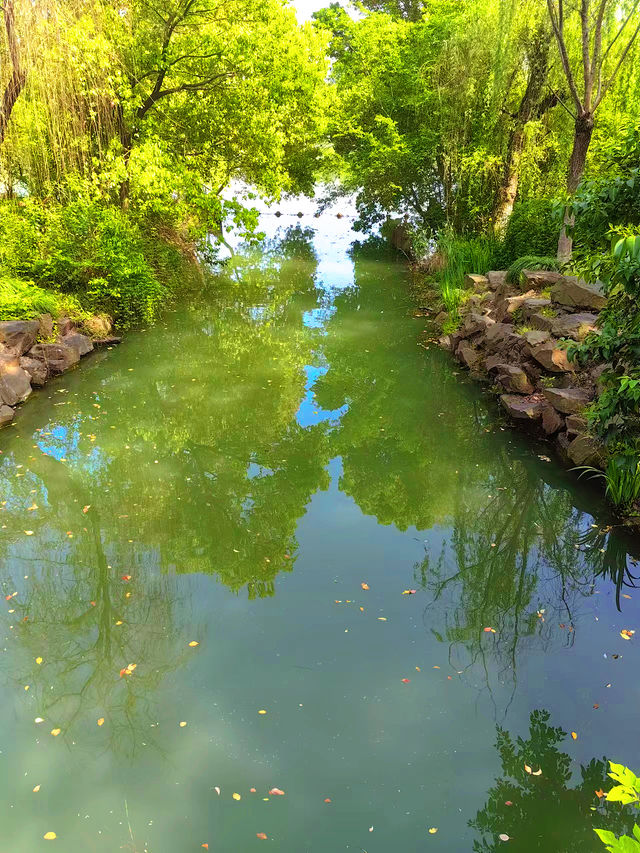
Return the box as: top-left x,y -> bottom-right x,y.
546,0 -> 583,111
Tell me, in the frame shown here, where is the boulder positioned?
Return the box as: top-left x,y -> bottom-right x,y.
0,404 -> 14,426
529,340 -> 574,372
566,414 -> 588,436
19,356 -> 48,387
500,394 -> 545,421
551,276 -> 607,311
438,335 -> 452,351
0,353 -> 31,406
456,341 -> 480,370
461,312 -> 495,337
487,271 -> 507,290
530,312 -> 555,333
57,316 -> 76,336
61,331 -> 94,357
556,430 -> 572,465
485,354 -> 504,372
523,330 -> 550,347
567,434 -> 606,468
551,312 -> 599,342
541,404 -> 565,435
435,311 -> 448,325
0,320 -> 39,356
521,269 -> 563,289
543,387 -> 592,414
495,289 -> 538,322
29,342 -> 80,376
83,314 -> 112,338
521,297 -> 552,320
93,336 -> 122,346
464,274 -> 489,291
484,323 -> 514,347
38,313 -> 54,338
494,364 -> 534,395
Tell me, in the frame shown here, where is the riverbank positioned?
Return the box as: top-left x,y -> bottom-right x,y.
0,315 -> 121,427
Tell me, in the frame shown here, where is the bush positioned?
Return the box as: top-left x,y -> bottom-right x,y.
0,199 -> 187,326
497,199 -> 559,267
506,255 -> 561,286
0,276 -> 84,321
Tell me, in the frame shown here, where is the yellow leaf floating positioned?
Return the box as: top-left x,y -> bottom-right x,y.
232,793 -> 241,801
33,785 -> 40,793
35,657 -> 43,665
258,710 -> 267,715
188,641 -> 199,647
179,721 -> 187,727
51,728 -> 61,737
571,732 -> 578,740
43,832 -> 57,840
428,828 -> 438,834
97,718 -> 105,727
621,629 -> 635,640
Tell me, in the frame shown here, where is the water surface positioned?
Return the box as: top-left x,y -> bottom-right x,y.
1,215 -> 640,852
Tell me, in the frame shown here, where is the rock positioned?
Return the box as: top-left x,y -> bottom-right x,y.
435,311 -> 448,325
93,336 -> 123,346
464,274 -> 489,291
61,332 -> 94,357
590,363 -> 609,393
461,312 -> 495,337
19,356 -> 48,387
500,394 -> 545,421
566,414 -> 588,436
487,271 -> 507,290
556,430 -> 572,465
83,314 -> 112,338
530,312 -> 555,333
0,353 -> 31,406
521,269 -> 563,289
567,434 -> 606,468
29,342 -> 80,376
57,316 -> 76,336
456,341 -> 480,370
551,312 -> 599,341
495,289 -> 537,322
0,404 -> 14,426
551,276 -> 607,310
38,313 -> 54,338
541,404 -> 565,435
485,354 -> 505,372
494,364 -> 534,395
523,330 -> 550,347
529,340 -> 574,372
438,335 -> 452,351
543,387 -> 592,414
521,298 -> 552,320
484,323 -> 514,346
0,320 -> 39,356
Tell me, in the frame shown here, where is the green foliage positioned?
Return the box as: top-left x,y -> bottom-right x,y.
595,763 -> 640,852
498,199 -> 560,266
506,255 -> 560,285
431,229 -> 498,316
0,275 -> 82,321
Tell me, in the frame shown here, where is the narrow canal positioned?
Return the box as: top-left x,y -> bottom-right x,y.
0,210 -> 639,851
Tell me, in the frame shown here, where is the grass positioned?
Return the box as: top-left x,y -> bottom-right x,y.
0,275 -> 85,321
433,229 -> 499,317
506,255 -> 561,286
576,453 -> 640,509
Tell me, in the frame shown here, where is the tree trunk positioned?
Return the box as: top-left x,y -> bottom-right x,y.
557,113 -> 594,263
0,0 -> 26,146
116,105 -> 132,209
493,127 -> 525,233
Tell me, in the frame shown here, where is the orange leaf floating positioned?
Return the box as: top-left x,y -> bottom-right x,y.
250,788 -> 257,793
97,718 -> 105,727
121,575 -> 132,582
361,583 -> 370,590
401,678 -> 410,684
256,833 -> 268,840
202,845 -> 209,850
402,590 -> 417,595
483,627 -> 496,633
33,785 -> 41,793
119,663 -> 137,678
269,788 -> 285,796
595,789 -> 605,799
82,505 -> 90,513
621,629 -> 635,640
505,801 -> 513,806
324,798 -> 332,803
51,728 -> 61,737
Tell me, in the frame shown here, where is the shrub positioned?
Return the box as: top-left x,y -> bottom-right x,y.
0,276 -> 83,321
497,199 -> 559,266
506,255 -> 561,285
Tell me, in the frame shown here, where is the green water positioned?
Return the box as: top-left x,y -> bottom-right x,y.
1,220 -> 640,852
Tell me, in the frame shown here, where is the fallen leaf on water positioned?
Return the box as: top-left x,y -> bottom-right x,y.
82,506 -> 90,513
35,657 -> 43,665
24,530 -> 33,536
505,801 -> 513,806
377,617 -> 387,621
43,832 -> 57,840
33,785 -> 40,792
324,798 -> 331,803
361,583 -> 370,590
369,826 -> 374,832
428,828 -> 438,834
202,845 -> 209,850
97,718 -> 105,726
593,704 -> 600,710
24,685 -> 29,691
532,768 -> 542,776
499,834 -> 510,842
51,728 -> 61,737
233,793 -> 241,801
35,717 -> 44,724
258,710 -> 267,715
189,641 -> 199,647
402,590 -> 417,595
416,666 -> 421,672
524,764 -> 532,774
401,678 -> 410,684
256,833 -> 268,840
179,721 -> 187,727
115,621 -> 123,626
621,629 -> 635,640
119,663 -> 137,677
483,627 -> 496,634
214,786 -> 220,796
595,789 -> 605,798
121,575 -> 132,582
571,732 -> 578,740
623,594 -> 632,600
269,788 -> 285,796
250,788 -> 257,793
433,665 -> 440,669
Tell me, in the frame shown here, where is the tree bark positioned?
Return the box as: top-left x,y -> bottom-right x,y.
557,112 -> 594,262
0,0 -> 26,146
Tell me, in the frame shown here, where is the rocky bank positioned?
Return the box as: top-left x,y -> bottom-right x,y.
436,269 -> 609,470
0,315 -> 120,427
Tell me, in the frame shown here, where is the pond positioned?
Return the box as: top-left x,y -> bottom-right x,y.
1,212 -> 640,852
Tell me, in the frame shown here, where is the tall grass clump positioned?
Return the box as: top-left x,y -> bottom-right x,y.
506,255 -> 561,286
576,453 -> 640,510
433,229 -> 499,316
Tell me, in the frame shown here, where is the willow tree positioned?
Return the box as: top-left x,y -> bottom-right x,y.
546,0 -> 640,260
0,0 -> 25,145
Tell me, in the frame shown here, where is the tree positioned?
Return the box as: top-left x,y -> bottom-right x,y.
0,0 -> 26,145
546,0 -> 640,260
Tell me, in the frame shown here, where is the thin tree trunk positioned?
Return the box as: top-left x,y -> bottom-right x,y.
116,104 -> 132,209
0,0 -> 26,146
493,127 -> 525,233
557,113 -> 594,262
